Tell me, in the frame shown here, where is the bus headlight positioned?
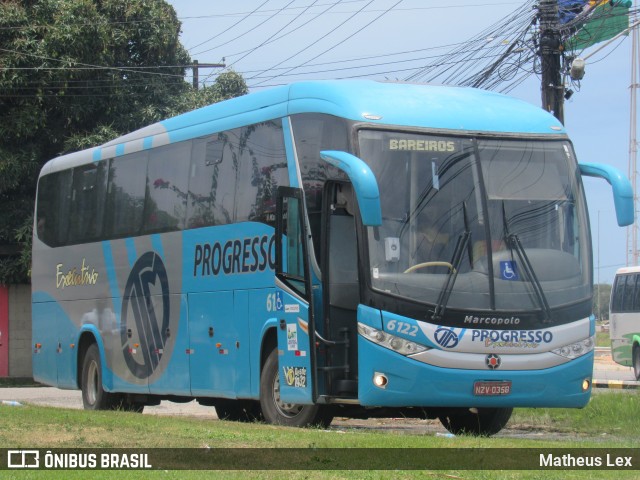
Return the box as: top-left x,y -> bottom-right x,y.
552,336 -> 595,359
357,322 -> 429,356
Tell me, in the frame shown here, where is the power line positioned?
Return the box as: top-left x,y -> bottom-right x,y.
247,0 -> 374,84
178,1 -> 523,20
252,0 -> 404,87
227,0 -> 323,69
186,0 -> 272,52
0,47 -> 186,79
192,0 -> 298,57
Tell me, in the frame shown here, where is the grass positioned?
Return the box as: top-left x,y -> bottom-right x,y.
0,390 -> 639,479
596,331 -> 611,348
512,390 -> 640,442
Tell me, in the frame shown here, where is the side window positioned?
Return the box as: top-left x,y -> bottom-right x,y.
143,142 -> 190,234
68,162 -> 107,244
623,274 -> 635,312
290,114 -> 350,260
36,170 -> 73,247
634,274 -> 640,312
611,275 -> 626,313
105,152 -> 148,238
236,121 -> 289,226
187,129 -> 240,228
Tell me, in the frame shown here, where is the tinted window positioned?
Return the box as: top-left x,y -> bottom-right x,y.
36,170 -> 73,247
68,162 -> 108,244
105,152 -> 148,238
291,114 -> 350,260
235,121 -> 288,226
623,275 -> 636,312
143,142 -> 190,234
612,274 -> 632,313
187,130 -> 240,228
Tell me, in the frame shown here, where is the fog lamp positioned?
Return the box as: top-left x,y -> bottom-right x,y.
373,372 -> 388,389
582,378 -> 591,392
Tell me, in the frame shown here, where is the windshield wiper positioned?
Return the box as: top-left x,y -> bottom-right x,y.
501,202 -> 552,324
431,203 -> 471,322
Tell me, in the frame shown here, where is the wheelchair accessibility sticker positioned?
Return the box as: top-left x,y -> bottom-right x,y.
500,261 -> 519,281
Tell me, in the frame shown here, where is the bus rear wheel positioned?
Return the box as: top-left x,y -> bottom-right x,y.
81,344 -> 119,411
633,345 -> 640,381
439,407 -> 512,436
259,349 -> 333,428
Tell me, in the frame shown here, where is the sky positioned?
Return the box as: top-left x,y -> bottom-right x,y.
167,0 -> 636,285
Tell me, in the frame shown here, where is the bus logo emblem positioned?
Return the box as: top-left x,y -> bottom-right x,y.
121,251 -> 170,379
434,327 -> 459,349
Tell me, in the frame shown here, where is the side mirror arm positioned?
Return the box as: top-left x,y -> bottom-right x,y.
579,162 -> 634,227
320,150 -> 382,226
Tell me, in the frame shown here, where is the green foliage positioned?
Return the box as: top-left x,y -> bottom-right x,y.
594,283 -> 612,321
0,1 -> 248,283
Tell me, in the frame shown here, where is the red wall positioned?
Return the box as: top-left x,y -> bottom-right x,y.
0,285 -> 8,377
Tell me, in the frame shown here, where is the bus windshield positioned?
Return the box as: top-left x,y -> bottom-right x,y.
360,130 -> 591,320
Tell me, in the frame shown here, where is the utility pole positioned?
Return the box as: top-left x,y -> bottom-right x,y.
538,0 -> 565,124
628,18 -> 639,266
191,60 -> 226,90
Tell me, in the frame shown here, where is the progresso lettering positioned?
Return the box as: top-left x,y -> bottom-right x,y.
193,235 -> 276,277
471,329 -> 553,344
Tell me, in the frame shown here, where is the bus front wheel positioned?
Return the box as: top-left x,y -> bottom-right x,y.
439,407 -> 513,436
259,349 -> 333,428
633,345 -> 640,381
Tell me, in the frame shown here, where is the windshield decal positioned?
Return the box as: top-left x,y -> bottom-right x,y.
500,261 -> 519,281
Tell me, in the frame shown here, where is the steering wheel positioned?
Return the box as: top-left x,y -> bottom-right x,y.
404,261 -> 456,274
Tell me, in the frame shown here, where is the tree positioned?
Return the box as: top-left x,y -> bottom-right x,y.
594,283 -> 612,321
0,0 -> 247,283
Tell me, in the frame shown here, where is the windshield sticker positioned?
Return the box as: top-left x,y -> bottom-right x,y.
432,161 -> 440,190
500,261 -> 519,281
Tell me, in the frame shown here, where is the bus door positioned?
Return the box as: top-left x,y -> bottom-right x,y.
274,187 -> 317,404
320,182 -> 359,398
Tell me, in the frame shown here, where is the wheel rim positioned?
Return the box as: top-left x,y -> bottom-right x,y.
86,359 -> 99,406
271,371 -> 303,418
634,349 -> 640,379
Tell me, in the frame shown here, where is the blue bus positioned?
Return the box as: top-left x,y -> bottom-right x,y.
32,80 -> 633,435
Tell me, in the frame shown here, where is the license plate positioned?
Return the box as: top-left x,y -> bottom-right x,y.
473,381 -> 512,396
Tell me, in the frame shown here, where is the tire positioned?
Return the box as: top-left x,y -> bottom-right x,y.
259,349 -> 333,427
215,399 -> 262,422
633,345 -> 640,381
439,407 -> 513,436
81,343 -> 119,411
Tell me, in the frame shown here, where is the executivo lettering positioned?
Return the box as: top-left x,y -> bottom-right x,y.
56,259 -> 99,289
